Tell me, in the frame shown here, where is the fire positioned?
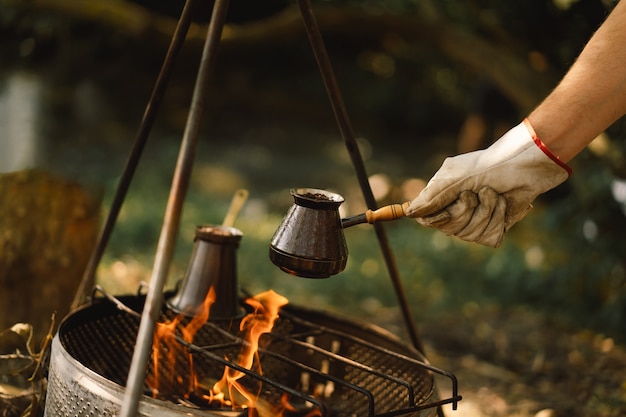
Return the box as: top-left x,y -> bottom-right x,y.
208,290 -> 289,410
148,287 -> 216,398
150,288 -> 302,415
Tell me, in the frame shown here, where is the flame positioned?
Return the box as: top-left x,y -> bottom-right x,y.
148,287 -> 216,398
150,288 -> 324,416
209,290 -> 289,411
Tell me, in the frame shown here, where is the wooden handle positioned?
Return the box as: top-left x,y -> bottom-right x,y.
364,201 -> 410,224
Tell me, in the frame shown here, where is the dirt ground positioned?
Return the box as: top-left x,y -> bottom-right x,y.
404,305 -> 626,417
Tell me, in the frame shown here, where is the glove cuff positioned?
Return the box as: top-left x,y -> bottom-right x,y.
522,118 -> 572,176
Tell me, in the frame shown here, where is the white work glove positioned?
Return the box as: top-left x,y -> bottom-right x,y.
406,119 -> 572,247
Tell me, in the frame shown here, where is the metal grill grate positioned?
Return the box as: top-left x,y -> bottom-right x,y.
44,294 -> 460,417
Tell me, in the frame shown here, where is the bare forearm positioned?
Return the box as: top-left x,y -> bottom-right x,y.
528,0 -> 626,163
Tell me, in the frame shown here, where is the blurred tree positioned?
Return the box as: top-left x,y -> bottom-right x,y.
0,0 -> 615,129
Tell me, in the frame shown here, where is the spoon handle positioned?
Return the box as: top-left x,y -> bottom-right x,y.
222,189 -> 249,227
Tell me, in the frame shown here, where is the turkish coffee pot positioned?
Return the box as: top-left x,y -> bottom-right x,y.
167,189 -> 249,319
167,224 -> 244,319
269,188 -> 410,278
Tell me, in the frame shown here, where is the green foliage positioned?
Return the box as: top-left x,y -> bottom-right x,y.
1,0 -> 624,343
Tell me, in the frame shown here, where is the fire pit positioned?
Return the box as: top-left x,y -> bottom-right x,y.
44,291 -> 459,417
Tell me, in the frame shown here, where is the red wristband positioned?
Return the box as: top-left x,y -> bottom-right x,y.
523,118 -> 572,176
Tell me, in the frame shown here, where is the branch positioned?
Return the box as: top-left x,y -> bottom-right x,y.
10,0 -> 559,111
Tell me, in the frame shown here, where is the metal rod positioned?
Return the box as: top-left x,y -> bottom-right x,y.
184,341 -> 330,416
281,308 -> 460,410
119,0 -> 231,415
70,0 -> 198,311
184,323 -> 373,416
296,0 -> 425,355
190,310 -> 455,414
279,336 -> 415,406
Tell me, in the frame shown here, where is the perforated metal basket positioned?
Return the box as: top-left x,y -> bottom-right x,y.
44,295 -> 449,417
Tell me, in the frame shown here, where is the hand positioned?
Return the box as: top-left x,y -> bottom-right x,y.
406,119 -> 571,247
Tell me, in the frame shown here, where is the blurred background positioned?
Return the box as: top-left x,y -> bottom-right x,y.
0,1 -> 625,416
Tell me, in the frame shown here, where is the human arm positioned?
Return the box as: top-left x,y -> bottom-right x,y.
406,1 -> 626,246
529,0 -> 626,163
